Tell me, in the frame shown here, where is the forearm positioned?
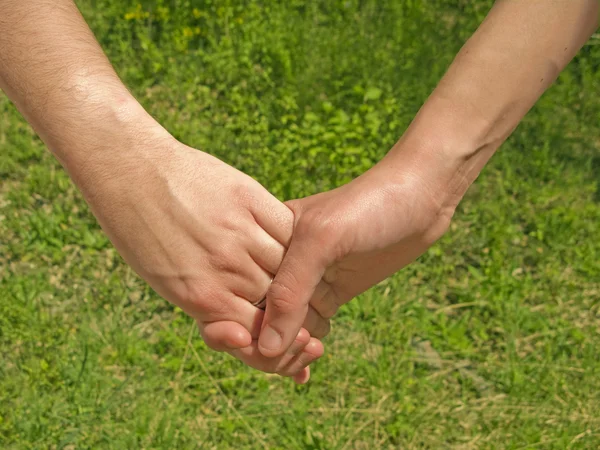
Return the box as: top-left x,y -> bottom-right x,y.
389,0 -> 599,211
0,0 -> 164,184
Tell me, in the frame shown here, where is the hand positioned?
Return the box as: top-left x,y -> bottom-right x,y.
257,147 -> 455,357
76,133 -> 329,382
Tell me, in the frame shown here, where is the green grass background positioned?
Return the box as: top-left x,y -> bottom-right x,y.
1,1 -> 600,448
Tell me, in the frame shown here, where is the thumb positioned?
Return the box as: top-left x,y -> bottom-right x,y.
258,234 -> 328,357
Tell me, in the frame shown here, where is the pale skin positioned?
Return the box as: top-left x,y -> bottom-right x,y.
0,0 -> 332,383
1,0 -> 598,379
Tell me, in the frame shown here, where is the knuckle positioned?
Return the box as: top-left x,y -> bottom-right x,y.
268,280 -> 302,314
206,295 -> 233,318
215,207 -> 254,236
210,253 -> 230,274
186,283 -> 234,320
176,278 -> 215,314
295,211 -> 341,257
229,181 -> 260,210
297,210 -> 335,239
315,217 -> 338,239
217,216 -> 243,234
185,281 -> 210,303
210,243 -> 242,274
313,211 -> 339,236
168,278 -> 196,308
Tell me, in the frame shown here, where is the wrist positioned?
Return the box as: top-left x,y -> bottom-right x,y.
383,94 -> 501,212
67,114 -> 178,224
378,118 -> 495,225
46,86 -> 173,189
15,70 -> 168,174
398,92 -> 501,164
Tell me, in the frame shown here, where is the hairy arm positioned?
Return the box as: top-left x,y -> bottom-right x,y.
0,0 -> 149,176
0,0 -> 328,382
258,0 -> 599,356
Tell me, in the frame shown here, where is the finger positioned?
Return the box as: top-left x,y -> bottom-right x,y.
271,328 -> 312,371
216,252 -> 274,306
199,292 -> 329,344
203,299 -> 329,343
303,305 -> 331,339
293,367 -> 310,385
228,328 -> 313,374
247,225 -> 287,275
258,237 -> 329,357
307,280 -> 341,320
199,320 -> 253,351
249,195 -> 294,247
235,250 -> 331,339
278,338 -> 324,378
199,295 -> 265,338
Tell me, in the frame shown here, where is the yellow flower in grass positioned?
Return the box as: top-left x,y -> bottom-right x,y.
183,27 -> 202,38
192,8 -> 205,19
124,4 -> 149,21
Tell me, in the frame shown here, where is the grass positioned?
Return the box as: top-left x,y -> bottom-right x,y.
1,0 -> 600,448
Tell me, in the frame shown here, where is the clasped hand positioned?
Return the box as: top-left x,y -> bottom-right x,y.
82,133 -> 450,384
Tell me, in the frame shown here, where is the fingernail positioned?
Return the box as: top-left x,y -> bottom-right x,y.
259,325 -> 283,354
